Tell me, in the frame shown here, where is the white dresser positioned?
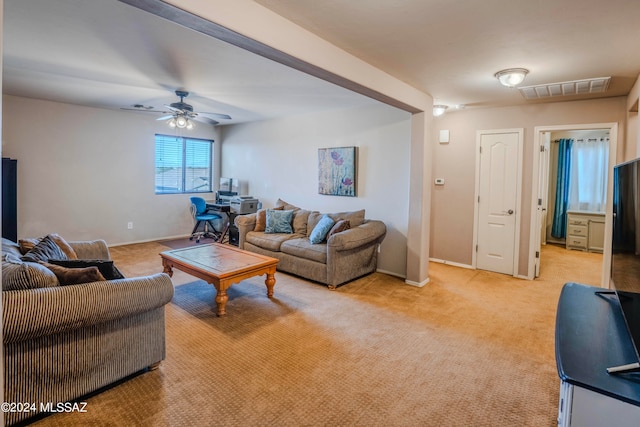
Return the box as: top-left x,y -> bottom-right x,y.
565,211 -> 605,253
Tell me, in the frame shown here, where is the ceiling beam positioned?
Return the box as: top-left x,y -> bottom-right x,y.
118,0 -> 422,114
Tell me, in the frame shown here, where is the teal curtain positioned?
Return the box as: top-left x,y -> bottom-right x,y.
552,138 -> 573,238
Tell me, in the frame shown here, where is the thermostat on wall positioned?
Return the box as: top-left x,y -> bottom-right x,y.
435,178 -> 445,185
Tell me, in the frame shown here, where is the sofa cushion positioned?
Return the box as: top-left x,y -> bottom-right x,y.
254,206 -> 283,232
47,259 -> 125,280
245,231 -> 300,252
265,209 -> 294,234
310,215 -> 335,244
2,253 -> 59,290
21,235 -> 69,263
328,210 -> 365,227
275,199 -> 300,211
281,238 -> 328,264
39,261 -> 106,285
327,219 -> 351,239
292,209 -> 312,235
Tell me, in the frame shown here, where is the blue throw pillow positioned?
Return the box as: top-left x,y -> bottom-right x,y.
309,215 -> 335,244
265,209 -> 294,234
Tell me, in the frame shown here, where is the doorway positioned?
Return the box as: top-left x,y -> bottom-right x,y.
529,123 -> 618,286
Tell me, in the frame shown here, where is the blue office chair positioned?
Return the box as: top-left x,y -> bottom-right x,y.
189,197 -> 222,243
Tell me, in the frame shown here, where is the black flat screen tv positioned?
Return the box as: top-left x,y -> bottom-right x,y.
609,158 -> 640,373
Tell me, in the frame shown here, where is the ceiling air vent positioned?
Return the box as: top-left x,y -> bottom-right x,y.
519,77 -> 611,100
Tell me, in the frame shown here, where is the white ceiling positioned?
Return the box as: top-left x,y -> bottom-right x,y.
4,0 -> 640,125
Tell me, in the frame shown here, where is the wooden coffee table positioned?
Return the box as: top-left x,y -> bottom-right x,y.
160,243 -> 278,316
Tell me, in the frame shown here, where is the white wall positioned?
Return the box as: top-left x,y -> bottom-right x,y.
221,103 -> 412,277
2,95 -> 221,245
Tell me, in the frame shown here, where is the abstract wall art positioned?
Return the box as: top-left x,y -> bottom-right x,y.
318,146 -> 357,197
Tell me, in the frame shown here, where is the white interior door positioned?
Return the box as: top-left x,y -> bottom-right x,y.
534,132 -> 551,277
476,131 -> 521,275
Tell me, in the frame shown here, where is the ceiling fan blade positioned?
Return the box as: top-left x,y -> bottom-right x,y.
120,108 -> 169,113
199,112 -> 232,120
193,116 -> 219,125
163,104 -> 184,114
156,115 -> 174,121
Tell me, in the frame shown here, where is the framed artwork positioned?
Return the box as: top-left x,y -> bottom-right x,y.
318,146 -> 357,197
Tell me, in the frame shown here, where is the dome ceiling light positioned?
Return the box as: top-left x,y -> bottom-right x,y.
494,68 -> 529,88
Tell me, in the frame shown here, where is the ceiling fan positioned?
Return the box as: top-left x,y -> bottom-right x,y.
123,90 -> 231,128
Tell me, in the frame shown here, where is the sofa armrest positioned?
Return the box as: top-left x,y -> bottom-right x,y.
69,239 -> 111,260
2,273 -> 174,344
327,220 -> 387,251
234,213 -> 257,249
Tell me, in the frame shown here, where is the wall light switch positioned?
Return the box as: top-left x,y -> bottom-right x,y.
435,178 -> 445,185
439,130 -> 450,144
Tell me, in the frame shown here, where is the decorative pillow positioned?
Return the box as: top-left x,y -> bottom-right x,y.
2,253 -> 59,290
21,235 -> 69,263
39,261 -> 106,285
18,238 -> 40,255
20,234 -> 78,259
309,215 -> 336,244
49,233 -> 78,259
327,219 -> 351,239
254,206 -> 284,232
47,259 -> 125,280
265,209 -> 294,234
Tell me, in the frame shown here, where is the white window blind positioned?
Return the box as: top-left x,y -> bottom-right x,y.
155,134 -> 213,194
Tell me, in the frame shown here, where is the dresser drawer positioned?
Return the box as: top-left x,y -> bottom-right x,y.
568,217 -> 589,226
567,235 -> 587,249
567,224 -> 587,236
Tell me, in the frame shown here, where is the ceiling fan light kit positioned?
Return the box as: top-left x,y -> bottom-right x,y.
495,68 -> 529,88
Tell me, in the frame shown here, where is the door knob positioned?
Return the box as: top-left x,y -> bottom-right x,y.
503,209 -> 514,215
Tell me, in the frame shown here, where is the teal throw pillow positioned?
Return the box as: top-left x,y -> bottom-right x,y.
265,209 -> 294,234
309,215 -> 335,244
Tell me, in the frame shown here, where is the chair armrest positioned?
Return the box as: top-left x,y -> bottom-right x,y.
2,273 -> 174,344
327,220 -> 387,251
69,239 -> 111,260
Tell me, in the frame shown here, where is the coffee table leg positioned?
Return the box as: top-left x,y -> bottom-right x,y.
265,272 -> 276,298
215,287 -> 228,316
162,260 -> 174,277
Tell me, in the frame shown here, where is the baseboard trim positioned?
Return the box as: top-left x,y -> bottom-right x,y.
429,258 -> 474,269
405,277 -> 430,287
108,234 -> 191,247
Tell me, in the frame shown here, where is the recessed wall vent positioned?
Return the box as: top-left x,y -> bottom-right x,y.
519,77 -> 611,100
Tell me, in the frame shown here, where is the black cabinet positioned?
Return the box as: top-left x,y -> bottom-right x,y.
2,158 -> 17,242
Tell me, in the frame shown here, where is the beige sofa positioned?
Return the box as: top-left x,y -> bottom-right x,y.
235,200 -> 386,289
2,237 -> 174,426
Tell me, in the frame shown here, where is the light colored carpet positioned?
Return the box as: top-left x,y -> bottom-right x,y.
28,241 -> 603,426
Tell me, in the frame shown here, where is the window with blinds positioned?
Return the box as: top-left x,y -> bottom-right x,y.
155,134 -> 213,194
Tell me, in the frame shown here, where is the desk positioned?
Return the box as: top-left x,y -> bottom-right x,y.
206,202 -> 232,243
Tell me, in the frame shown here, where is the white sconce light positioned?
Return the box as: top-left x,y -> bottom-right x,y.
494,68 -> 529,87
433,105 -> 448,117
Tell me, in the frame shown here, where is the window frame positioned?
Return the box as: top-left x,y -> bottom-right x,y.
154,134 -> 214,195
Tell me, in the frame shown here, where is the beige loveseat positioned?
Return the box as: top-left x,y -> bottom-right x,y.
235,200 -> 386,289
1,237 -> 174,426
